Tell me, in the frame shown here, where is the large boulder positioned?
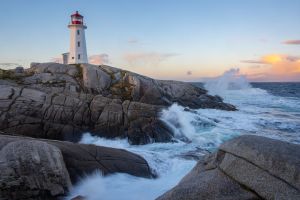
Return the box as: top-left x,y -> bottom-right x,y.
0,139 -> 71,200
157,135 -> 300,200
0,62 -> 235,144
0,135 -> 153,183
219,135 -> 300,200
46,138 -> 154,182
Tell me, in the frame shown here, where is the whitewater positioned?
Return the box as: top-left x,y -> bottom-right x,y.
66,69 -> 300,200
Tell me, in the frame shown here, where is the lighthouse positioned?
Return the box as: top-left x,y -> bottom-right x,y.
67,11 -> 88,64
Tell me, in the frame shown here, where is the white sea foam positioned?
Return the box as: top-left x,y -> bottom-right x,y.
67,159 -> 195,200
67,133 -> 196,200
66,68 -> 300,200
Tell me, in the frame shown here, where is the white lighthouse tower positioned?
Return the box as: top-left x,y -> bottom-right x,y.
67,11 -> 88,64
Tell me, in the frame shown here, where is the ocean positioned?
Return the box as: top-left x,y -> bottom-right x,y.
66,72 -> 300,200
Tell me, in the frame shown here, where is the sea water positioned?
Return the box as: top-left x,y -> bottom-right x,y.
66,69 -> 300,200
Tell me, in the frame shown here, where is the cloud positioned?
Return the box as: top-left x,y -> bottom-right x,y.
51,57 -> 63,63
89,54 -> 110,65
0,63 -> 20,69
247,65 -> 262,69
245,72 -> 267,80
240,60 -> 267,64
261,54 -> 300,65
186,70 -> 192,75
283,40 -> 300,45
242,54 -> 300,65
128,39 -> 139,44
286,55 -> 300,62
243,54 -> 300,81
269,57 -> 300,74
123,52 -> 178,66
262,54 -> 284,64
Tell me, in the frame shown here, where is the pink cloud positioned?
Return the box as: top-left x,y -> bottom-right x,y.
50,57 -> 63,63
89,54 -> 110,65
243,54 -> 300,81
283,40 -> 300,45
187,70 -> 192,75
240,60 -> 267,64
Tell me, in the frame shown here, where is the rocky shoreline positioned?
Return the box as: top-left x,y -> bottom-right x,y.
0,63 -> 237,199
0,62 -> 235,144
1,63 -> 299,200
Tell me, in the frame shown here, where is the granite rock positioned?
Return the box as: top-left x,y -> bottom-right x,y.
157,135 -> 300,200
0,62 -> 236,144
0,139 -> 71,200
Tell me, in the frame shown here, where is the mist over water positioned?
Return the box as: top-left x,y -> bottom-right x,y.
66,68 -> 300,200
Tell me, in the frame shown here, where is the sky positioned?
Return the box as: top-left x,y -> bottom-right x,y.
0,0 -> 299,82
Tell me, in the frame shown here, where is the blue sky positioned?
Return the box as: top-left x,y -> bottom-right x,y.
0,0 -> 299,81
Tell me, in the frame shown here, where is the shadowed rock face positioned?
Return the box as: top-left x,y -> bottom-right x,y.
157,135 -> 300,200
0,134 -> 153,200
0,62 -> 235,144
0,138 -> 72,200
0,135 -> 155,183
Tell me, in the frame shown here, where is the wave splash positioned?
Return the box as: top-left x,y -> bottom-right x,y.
204,68 -> 251,96
160,103 -> 236,147
66,133 -> 196,200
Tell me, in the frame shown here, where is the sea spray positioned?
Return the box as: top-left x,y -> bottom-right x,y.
204,68 -> 251,96
160,104 -> 253,148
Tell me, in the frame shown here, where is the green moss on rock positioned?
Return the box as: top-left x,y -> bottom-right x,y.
110,81 -> 134,101
70,64 -> 82,79
0,69 -> 22,81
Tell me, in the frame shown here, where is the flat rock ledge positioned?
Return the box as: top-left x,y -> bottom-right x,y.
157,135 -> 300,200
0,62 -> 235,144
0,134 -> 153,200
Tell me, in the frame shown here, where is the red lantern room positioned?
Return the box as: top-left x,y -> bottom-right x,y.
71,11 -> 84,25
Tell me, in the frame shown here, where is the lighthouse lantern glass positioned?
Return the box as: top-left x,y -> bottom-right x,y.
71,16 -> 83,25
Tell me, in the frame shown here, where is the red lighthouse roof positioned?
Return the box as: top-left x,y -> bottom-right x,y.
71,11 -> 83,18
70,11 -> 84,25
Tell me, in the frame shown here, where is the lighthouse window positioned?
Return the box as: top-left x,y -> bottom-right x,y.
78,54 -> 80,59
77,30 -> 80,35
77,41 -> 80,47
